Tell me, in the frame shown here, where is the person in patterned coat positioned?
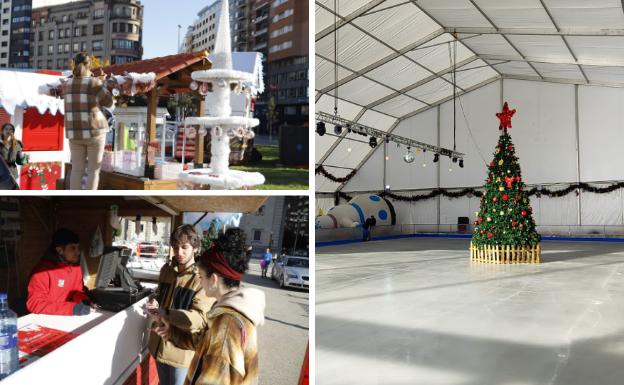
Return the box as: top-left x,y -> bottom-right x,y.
63,52 -> 113,190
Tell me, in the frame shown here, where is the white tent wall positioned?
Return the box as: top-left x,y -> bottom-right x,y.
503,79 -> 578,185
385,108 -> 438,190
440,81 -> 500,188
328,79 -> 624,228
342,146 -> 385,191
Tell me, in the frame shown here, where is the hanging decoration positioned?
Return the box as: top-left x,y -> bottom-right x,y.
23,162 -> 61,190
315,165 -> 357,183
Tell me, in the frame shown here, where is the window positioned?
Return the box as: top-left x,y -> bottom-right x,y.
1,30 -> 6,36
272,8 -> 293,23
93,24 -> 103,35
59,28 -> 64,38
268,40 -> 292,53
73,42 -> 78,52
64,43 -> 70,53
119,23 -> 125,32
37,45 -> 42,55
12,16 -> 30,23
47,59 -> 52,68
65,28 -> 70,37
93,9 -> 104,19
92,40 -> 102,51
112,23 -> 117,33
62,15 -> 67,23
253,230 -> 262,241
112,39 -> 134,49
57,44 -> 62,53
2,8 -> 7,14
56,58 -> 63,68
48,45 -> 53,54
74,27 -> 80,37
0,52 -> 6,58
81,26 -> 86,35
272,0 -> 288,7
49,30 -> 54,39
0,41 -> 5,47
2,19 -> 8,25
270,24 -> 292,38
81,41 -> 86,51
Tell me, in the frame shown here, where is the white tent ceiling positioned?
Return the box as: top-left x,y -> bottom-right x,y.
316,0 -> 624,191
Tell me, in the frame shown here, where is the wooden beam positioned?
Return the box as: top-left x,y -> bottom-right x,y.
195,98 -> 206,167
147,88 -> 158,141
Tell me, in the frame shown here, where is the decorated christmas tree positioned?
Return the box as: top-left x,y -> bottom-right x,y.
470,102 -> 541,263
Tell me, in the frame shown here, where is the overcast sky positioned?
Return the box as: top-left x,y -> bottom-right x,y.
32,0 -> 219,59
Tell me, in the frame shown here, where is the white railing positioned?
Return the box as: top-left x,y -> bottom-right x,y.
316,224 -> 624,243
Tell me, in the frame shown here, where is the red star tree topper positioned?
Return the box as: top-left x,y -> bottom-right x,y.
496,102 -> 516,133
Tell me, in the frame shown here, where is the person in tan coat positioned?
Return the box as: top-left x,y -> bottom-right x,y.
145,225 -> 215,385
154,228 -> 265,385
63,52 -> 113,190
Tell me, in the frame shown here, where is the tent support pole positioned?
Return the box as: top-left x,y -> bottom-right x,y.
437,105 -> 441,232
575,85 -> 582,226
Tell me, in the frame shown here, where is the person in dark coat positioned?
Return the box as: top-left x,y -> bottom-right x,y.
0,123 -> 27,181
362,215 -> 377,242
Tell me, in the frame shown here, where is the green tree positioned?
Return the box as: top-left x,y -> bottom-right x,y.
472,107 -> 540,247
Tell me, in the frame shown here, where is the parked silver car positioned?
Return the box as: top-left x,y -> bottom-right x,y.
271,255 -> 309,289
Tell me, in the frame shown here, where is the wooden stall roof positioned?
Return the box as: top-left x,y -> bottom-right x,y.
143,196 -> 268,214
97,51 -> 210,81
95,51 -> 211,95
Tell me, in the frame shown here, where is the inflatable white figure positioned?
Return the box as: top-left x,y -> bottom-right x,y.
315,194 -> 396,229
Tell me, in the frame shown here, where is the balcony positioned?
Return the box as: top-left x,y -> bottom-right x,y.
254,14 -> 268,23
253,27 -> 267,36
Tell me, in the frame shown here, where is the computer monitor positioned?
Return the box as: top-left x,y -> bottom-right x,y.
95,246 -> 135,291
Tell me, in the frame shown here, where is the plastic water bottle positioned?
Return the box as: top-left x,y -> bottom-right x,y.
0,293 -> 18,379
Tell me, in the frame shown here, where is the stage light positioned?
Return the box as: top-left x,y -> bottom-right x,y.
346,123 -> 352,133
459,159 -> 464,168
316,121 -> 326,136
385,136 -> 390,144
334,124 -> 343,135
433,153 -> 439,163
452,156 -> 458,163
369,136 -> 377,148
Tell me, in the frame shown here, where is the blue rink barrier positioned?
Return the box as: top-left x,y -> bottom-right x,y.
316,233 -> 624,248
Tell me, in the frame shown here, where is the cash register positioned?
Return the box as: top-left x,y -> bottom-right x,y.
89,246 -> 153,312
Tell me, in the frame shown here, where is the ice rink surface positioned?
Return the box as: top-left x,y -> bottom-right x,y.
316,237 -> 624,385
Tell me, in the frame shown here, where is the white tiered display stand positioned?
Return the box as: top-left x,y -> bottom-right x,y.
177,0 -> 264,190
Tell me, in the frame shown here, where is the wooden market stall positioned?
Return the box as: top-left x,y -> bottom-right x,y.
61,51 -> 212,190
0,195 -> 267,385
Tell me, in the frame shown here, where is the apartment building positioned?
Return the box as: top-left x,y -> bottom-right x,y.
29,0 -> 143,70
0,0 -> 13,68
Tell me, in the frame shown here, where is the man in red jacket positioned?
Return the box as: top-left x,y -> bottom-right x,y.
27,228 -> 91,316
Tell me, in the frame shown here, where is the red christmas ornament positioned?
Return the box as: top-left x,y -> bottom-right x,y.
521,210 -> 527,216
502,194 -> 509,201
487,232 -> 493,238
504,176 -> 515,188
492,197 -> 498,202
480,230 -> 485,235
512,221 -> 518,227
507,144 -> 513,150
489,161 -> 495,167
519,223 -> 524,229
496,102 -> 516,132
